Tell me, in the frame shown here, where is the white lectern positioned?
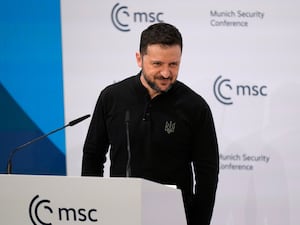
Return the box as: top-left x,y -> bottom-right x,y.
0,175 -> 187,225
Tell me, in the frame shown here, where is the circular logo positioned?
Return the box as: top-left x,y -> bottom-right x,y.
213,75 -> 233,105
29,195 -> 53,225
111,3 -> 130,32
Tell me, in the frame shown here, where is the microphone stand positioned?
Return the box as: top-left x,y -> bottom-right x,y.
6,114 -> 90,174
125,110 -> 131,177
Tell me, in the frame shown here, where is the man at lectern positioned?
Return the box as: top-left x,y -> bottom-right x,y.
81,22 -> 219,225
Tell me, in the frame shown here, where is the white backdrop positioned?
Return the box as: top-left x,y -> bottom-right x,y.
60,0 -> 300,224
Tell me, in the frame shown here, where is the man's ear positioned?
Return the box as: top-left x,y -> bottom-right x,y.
135,52 -> 142,68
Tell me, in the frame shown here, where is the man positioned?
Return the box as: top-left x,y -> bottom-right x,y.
82,22 -> 219,225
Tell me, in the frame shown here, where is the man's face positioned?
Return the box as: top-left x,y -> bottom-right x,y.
136,44 -> 181,97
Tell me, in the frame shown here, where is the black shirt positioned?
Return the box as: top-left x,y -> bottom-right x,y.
82,73 -> 219,225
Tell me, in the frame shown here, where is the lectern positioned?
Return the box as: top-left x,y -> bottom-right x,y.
0,175 -> 187,225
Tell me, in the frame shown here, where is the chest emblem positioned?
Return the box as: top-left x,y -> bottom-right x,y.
165,121 -> 176,134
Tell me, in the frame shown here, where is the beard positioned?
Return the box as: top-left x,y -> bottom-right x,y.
142,71 -> 173,94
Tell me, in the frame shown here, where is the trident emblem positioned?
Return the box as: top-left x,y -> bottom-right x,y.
165,121 -> 176,134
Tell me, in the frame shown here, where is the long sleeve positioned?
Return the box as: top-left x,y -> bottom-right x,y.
191,105 -> 219,225
81,93 -> 110,177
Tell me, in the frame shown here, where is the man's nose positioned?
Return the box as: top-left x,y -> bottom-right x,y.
160,66 -> 171,78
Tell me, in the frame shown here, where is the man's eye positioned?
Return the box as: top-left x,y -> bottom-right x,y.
153,62 -> 161,66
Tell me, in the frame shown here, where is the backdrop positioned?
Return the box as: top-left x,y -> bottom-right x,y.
1,0 -> 299,224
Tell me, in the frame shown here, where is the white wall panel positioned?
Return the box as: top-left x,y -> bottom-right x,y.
61,1 -> 300,224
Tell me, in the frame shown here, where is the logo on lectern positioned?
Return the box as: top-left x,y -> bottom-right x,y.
29,195 -> 53,225
28,195 -> 98,224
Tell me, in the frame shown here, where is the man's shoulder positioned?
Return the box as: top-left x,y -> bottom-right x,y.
174,80 -> 207,104
174,81 -> 210,112
101,75 -> 137,94
107,75 -> 137,89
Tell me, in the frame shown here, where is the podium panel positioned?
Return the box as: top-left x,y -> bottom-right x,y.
0,175 -> 187,225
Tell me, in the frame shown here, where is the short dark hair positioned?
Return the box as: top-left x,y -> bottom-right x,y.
139,22 -> 183,55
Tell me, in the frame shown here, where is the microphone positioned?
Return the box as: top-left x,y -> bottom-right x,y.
125,110 -> 131,177
142,101 -> 151,121
6,114 -> 91,174
68,114 -> 90,126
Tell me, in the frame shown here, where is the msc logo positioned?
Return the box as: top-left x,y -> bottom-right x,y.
213,75 -> 268,105
29,195 -> 98,224
111,3 -> 164,32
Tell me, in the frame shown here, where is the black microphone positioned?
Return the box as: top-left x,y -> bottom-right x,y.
6,114 -> 91,174
142,101 -> 151,121
68,114 -> 90,126
125,110 -> 131,177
